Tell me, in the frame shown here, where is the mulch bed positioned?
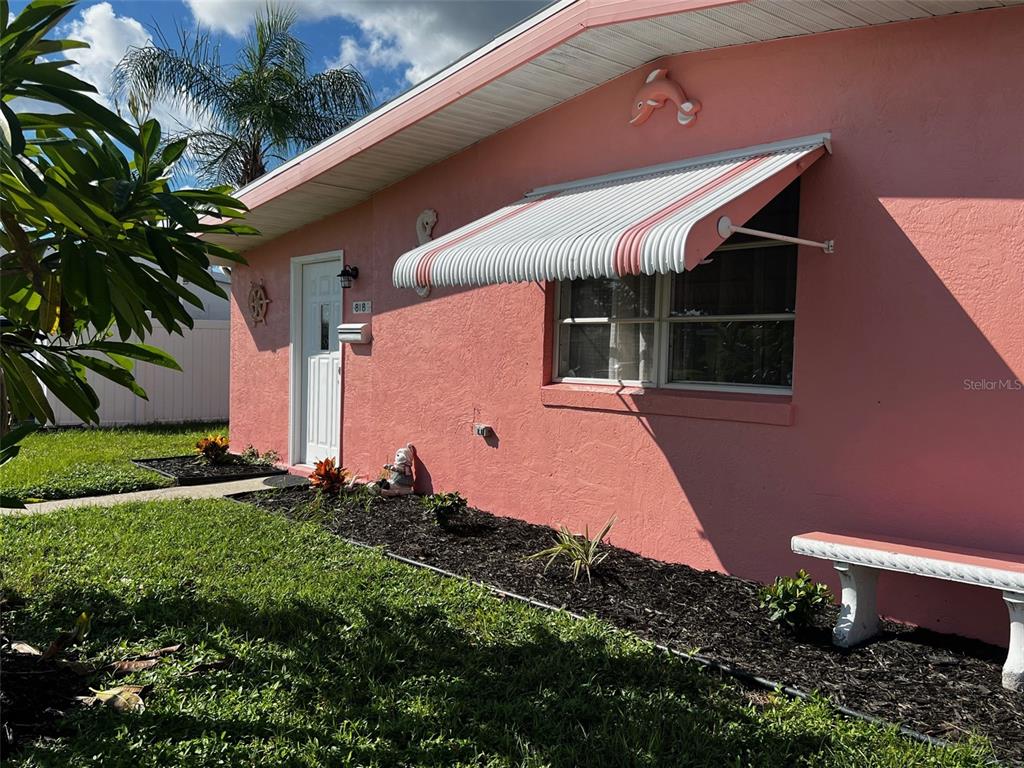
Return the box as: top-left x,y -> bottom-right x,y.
233,485 -> 1024,763
132,455 -> 286,485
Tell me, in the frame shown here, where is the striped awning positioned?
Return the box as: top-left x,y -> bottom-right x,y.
393,134 -> 830,290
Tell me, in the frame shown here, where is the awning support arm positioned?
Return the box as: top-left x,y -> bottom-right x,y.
717,216 -> 834,253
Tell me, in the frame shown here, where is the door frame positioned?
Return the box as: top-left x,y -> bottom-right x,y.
289,250 -> 343,466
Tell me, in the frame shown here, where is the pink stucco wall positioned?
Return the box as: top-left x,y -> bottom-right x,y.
230,7 -> 1024,646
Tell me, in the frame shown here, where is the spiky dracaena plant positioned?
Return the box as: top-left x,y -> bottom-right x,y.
528,517 -> 617,582
113,4 -> 373,188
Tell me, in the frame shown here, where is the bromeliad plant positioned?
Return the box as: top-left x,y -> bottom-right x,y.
759,570 -> 833,630
195,434 -> 230,465
309,457 -> 349,495
528,517 -> 616,582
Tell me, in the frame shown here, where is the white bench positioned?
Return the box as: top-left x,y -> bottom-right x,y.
791,531 -> 1024,691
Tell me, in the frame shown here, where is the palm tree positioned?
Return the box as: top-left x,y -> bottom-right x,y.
113,4 -> 373,188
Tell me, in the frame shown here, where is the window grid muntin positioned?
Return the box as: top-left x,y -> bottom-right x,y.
553,237 -> 795,393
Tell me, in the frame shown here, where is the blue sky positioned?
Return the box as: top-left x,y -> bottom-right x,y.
13,0 -> 548,178
55,0 -> 549,103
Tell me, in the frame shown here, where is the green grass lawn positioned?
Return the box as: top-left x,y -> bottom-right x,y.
0,422 -> 227,501
0,500 -> 995,767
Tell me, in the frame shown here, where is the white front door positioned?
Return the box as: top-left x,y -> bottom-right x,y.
300,259 -> 341,465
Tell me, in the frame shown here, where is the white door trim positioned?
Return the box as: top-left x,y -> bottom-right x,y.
289,250 -> 342,466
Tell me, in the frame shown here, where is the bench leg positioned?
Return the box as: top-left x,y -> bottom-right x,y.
1004,591 -> 1024,691
832,562 -> 879,647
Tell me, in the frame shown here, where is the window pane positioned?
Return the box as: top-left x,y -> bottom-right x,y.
670,246 -> 797,317
668,320 -> 794,387
559,275 -> 655,320
558,322 -> 655,381
319,304 -> 331,351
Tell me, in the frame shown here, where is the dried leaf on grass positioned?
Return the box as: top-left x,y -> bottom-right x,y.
135,643 -> 183,660
77,685 -> 148,713
9,641 -> 42,656
107,659 -> 158,676
185,654 -> 237,677
40,612 -> 91,660
105,643 -> 183,675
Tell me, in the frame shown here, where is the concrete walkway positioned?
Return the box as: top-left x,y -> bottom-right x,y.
4,474 -> 308,516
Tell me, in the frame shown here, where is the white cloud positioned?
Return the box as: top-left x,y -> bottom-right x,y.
183,0 -> 254,37
184,0 -> 547,86
64,2 -> 150,108
61,3 -> 203,134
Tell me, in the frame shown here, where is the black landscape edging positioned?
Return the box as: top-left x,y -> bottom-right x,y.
226,486 -> 1021,764
333,534 -> 956,754
132,455 -> 286,486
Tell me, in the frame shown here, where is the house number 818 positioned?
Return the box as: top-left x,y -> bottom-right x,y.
351,301 -> 372,314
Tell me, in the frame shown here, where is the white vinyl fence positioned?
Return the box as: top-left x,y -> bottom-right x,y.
45,320 -> 229,426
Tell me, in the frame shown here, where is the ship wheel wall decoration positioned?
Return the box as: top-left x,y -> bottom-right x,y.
247,280 -> 271,325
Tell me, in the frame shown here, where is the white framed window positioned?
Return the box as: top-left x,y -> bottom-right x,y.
553,184 -> 799,394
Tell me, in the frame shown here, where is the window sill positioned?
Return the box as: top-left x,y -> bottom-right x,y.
540,383 -> 793,426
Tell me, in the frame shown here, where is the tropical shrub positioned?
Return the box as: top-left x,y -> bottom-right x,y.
195,434 -> 230,464
528,517 -> 616,582
240,444 -> 279,466
421,491 -> 467,529
0,0 -> 254,505
759,570 -> 833,629
309,457 -> 348,495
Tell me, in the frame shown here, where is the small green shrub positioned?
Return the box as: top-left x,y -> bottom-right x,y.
240,444 -> 280,466
421,491 -> 468,529
527,517 -> 615,582
759,569 -> 833,629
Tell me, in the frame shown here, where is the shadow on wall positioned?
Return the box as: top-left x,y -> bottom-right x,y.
634,187 -> 1022,645
414,450 -> 434,495
340,173 -> 1020,644
230,74 -> 1022,644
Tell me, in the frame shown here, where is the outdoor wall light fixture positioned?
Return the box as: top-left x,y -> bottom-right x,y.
337,265 -> 359,288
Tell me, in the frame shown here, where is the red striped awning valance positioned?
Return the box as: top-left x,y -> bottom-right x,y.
393,134 -> 830,289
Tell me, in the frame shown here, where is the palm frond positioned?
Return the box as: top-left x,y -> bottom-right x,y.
244,3 -> 307,79
174,128 -> 264,189
113,2 -> 373,188
112,26 -> 228,123
288,67 -> 374,144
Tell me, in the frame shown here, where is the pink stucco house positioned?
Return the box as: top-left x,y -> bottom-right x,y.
207,0 -> 1024,648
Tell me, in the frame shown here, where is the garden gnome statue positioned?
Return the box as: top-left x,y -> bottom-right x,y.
381,443 -> 415,496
